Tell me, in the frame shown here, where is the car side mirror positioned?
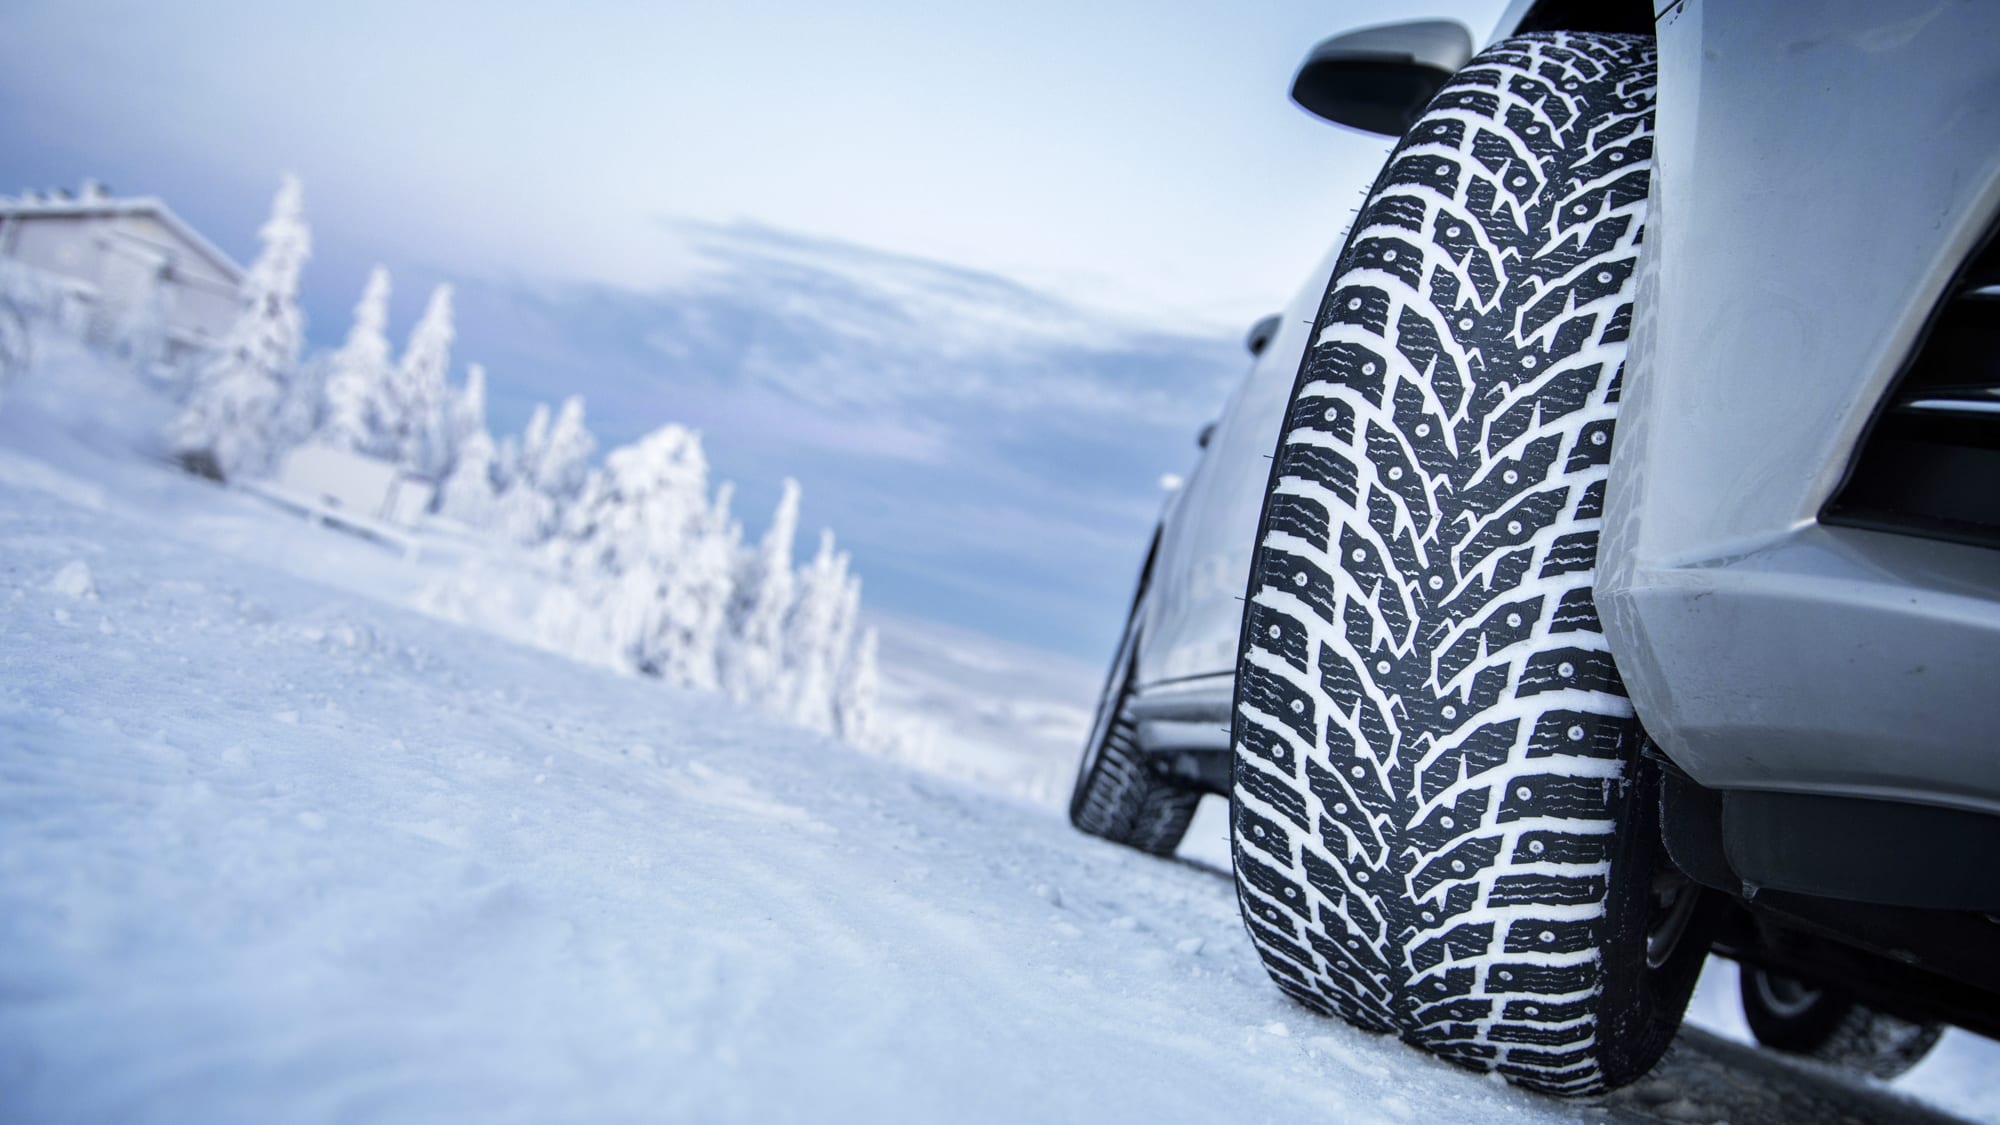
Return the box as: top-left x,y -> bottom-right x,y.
1291,20 -> 1474,137
1245,313 -> 1281,357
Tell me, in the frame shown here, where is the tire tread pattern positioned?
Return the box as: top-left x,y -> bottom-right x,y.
1809,1007 -> 1944,1081
1231,32 -> 1659,1095
1075,689 -> 1200,857
1740,969 -> 1946,1081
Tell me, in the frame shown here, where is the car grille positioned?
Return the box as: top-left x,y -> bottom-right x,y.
1825,219 -> 2000,551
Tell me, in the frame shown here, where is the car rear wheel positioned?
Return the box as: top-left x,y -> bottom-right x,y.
1739,967 -> 1944,1080
1228,32 -> 1700,1095
1070,605 -> 1201,856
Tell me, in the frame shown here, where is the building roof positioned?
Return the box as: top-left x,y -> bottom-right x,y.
0,190 -> 244,282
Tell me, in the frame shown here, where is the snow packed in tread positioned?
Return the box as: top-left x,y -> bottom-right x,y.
1230,31 -> 1660,1095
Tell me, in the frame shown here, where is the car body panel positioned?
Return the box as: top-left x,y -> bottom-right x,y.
1596,0 -> 2000,814
1131,239 -> 1345,696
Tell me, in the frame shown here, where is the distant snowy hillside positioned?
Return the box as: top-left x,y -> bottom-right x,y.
867,613 -> 1097,808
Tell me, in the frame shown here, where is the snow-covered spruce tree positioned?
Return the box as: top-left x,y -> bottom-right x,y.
686,483 -> 744,688
495,403 -> 554,543
826,569 -> 862,722
722,478 -> 800,704
433,363 -> 498,523
495,484 -> 554,547
492,432 -> 522,492
436,424 -> 500,528
447,363 -> 488,467
390,284 -> 453,475
784,529 -> 854,733
497,395 -> 595,545
318,266 -> 393,454
272,350 -> 327,458
548,424 -> 738,688
835,625 -> 880,745
519,402 -> 551,468
533,395 -> 595,498
168,174 -> 311,479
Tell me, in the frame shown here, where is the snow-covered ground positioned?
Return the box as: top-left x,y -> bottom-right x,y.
3,347 -> 1998,1123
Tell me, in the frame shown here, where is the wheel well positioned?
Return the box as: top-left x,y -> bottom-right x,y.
1513,0 -> 1655,36
1658,763 -> 2000,1037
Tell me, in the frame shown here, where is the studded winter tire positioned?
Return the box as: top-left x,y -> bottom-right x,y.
1071,600 -> 1201,857
1739,967 -> 1944,1081
1228,33 -> 1704,1095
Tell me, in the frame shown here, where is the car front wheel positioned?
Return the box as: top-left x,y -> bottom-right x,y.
1228,31 -> 1703,1095
1070,600 -> 1200,857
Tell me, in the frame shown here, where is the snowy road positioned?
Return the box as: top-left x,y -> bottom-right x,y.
0,406 -> 1994,1122
0,491 -> 1985,1124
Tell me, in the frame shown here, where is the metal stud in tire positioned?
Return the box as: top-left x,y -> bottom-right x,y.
1229,32 -> 1703,1095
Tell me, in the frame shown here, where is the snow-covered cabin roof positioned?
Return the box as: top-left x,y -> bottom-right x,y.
0,188 -> 244,282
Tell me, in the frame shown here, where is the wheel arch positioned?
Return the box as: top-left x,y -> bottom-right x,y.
1491,0 -> 1655,40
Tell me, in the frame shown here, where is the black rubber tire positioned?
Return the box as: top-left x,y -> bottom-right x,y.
1739,967 -> 1944,1081
1070,611 -> 1200,857
1228,32 -> 1699,1096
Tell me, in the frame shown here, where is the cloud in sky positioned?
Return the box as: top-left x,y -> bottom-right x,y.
0,0 -> 1506,328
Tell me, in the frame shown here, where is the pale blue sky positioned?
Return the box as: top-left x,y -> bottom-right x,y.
1,0 -> 1507,657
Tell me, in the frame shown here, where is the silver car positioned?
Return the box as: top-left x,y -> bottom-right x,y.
1069,0 -> 2000,1096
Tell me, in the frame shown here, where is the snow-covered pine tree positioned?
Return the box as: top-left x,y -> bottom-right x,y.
518,402 -> 551,472
390,284 -> 453,475
552,424 -> 736,688
168,174 -> 312,479
436,420 -> 499,528
682,482 -> 743,688
272,351 -> 327,457
318,267 -> 393,453
447,363 -> 488,465
495,402 -> 554,544
492,432 -> 522,492
533,395 -> 594,500
785,529 -> 853,733
494,483 -> 553,545
495,396 -> 596,545
836,625 -> 880,746
722,478 -> 800,704
831,570 -> 861,689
